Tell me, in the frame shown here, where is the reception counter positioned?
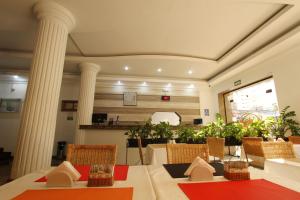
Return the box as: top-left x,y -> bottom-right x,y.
79,124 -> 201,165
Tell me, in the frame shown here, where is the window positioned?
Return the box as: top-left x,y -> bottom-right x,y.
223,77 -> 279,122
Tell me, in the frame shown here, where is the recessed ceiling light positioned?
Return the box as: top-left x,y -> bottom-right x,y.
157,68 -> 162,72
142,81 -> 147,86
13,75 -> 19,79
124,66 -> 129,71
117,81 -> 122,85
188,70 -> 193,75
188,84 -> 194,89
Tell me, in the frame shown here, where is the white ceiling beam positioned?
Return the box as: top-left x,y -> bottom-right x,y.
208,25 -> 300,86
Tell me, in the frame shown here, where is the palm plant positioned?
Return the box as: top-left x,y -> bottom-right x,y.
265,106 -> 300,138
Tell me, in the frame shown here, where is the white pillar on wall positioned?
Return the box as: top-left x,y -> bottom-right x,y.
75,63 -> 101,144
11,1 -> 75,179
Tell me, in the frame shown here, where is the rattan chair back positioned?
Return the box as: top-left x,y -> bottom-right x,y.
242,137 -> 264,157
262,141 -> 296,159
166,144 -> 209,164
288,136 -> 300,144
67,144 -> 117,165
207,137 -> 225,160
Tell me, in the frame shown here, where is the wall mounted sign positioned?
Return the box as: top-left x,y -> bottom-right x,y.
204,109 -> 210,116
123,92 -> 137,106
161,95 -> 171,101
0,98 -> 22,112
61,100 -> 78,112
234,80 -> 242,86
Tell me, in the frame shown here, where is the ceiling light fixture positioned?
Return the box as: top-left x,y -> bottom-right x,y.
142,81 -> 147,86
13,75 -> 19,79
117,80 -> 122,85
188,84 -> 195,89
124,66 -> 129,71
157,68 -> 162,72
166,83 -> 172,87
188,70 -> 193,75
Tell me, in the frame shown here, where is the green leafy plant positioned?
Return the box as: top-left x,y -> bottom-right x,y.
265,106 -> 300,138
176,126 -> 197,143
200,113 -> 226,138
124,126 -> 140,139
223,122 -> 244,141
243,119 -> 269,139
153,121 -> 174,139
139,119 -> 153,139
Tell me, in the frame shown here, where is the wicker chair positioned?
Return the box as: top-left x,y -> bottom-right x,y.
67,144 -> 117,165
166,144 -> 209,164
262,141 -> 296,159
207,137 -> 225,161
288,136 -> 300,144
242,137 -> 264,167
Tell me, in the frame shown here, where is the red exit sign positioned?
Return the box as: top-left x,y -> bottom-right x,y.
161,96 -> 171,101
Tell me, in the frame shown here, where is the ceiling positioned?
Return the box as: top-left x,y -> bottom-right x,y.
0,0 -> 300,80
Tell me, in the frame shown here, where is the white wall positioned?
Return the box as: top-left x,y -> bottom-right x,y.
52,80 -> 79,155
0,80 -> 79,155
211,44 -> 300,121
0,82 -> 27,154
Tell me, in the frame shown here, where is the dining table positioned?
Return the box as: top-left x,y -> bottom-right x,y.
144,144 -> 167,165
0,165 -> 156,200
147,164 -> 300,200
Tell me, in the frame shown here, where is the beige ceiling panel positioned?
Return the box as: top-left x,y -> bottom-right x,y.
65,0 -> 283,59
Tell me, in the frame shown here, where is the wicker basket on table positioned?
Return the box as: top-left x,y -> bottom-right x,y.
224,161 -> 250,181
87,164 -> 114,187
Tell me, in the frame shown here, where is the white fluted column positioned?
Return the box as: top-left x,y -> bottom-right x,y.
11,1 -> 75,179
75,63 -> 100,144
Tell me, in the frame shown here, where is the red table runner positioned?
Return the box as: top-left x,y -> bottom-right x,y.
178,179 -> 300,200
13,187 -> 133,200
35,165 -> 129,182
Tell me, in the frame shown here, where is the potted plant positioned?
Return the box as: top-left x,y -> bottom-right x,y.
176,126 -> 197,143
125,126 -> 141,147
242,118 -> 269,141
194,128 -> 207,144
223,122 -> 243,146
139,119 -> 154,146
153,121 -> 173,143
265,106 -> 300,140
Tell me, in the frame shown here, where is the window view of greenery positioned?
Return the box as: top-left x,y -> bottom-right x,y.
224,78 -> 279,122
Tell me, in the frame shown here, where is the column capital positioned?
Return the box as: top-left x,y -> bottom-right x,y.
33,1 -> 76,32
79,62 -> 101,74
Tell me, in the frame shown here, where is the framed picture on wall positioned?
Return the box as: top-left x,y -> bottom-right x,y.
0,98 -> 22,112
123,92 -> 137,106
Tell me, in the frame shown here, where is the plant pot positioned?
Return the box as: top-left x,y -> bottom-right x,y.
141,138 -> 154,147
127,139 -> 139,147
153,138 -> 168,144
288,135 -> 300,144
225,136 -> 242,146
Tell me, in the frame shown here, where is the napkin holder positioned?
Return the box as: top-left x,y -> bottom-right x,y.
47,171 -> 73,187
189,165 -> 214,181
184,156 -> 215,181
46,161 -> 80,187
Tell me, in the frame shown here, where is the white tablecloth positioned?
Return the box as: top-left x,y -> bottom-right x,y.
0,166 -> 156,200
294,144 -> 300,158
147,165 -> 300,200
145,144 -> 167,165
265,158 -> 300,183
